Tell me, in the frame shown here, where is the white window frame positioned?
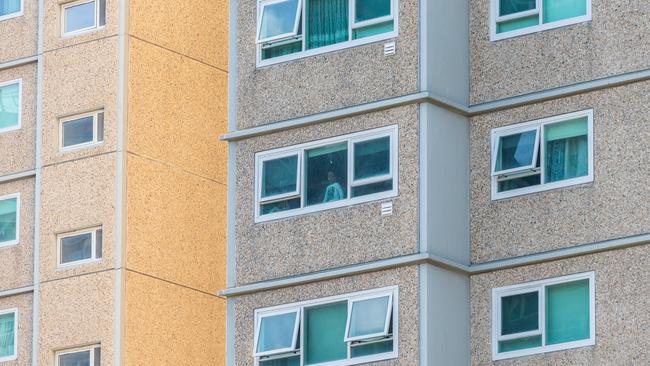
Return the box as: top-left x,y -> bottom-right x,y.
490,109 -> 593,200
258,151 -> 301,204
61,0 -> 103,37
343,293 -> 393,342
254,125 -> 398,223
59,110 -> 104,152
256,0 -> 303,45
254,286 -> 398,366
491,125 -> 540,177
0,192 -> 20,248
0,308 -> 18,362
492,272 -> 596,361
253,308 -> 301,358
56,226 -> 102,268
0,78 -> 22,134
0,0 -> 23,22
55,344 -> 100,366
490,0 -> 591,41
256,0 -> 398,67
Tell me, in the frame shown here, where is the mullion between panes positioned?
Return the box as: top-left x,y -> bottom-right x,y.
540,284 -> 546,348
540,122 -> 547,185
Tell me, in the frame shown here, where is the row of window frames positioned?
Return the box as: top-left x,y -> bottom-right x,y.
0,310 -> 100,365
0,0 -> 106,35
0,81 -> 104,150
0,195 -> 101,266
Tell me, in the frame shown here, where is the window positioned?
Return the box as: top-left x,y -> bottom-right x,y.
62,0 -> 106,36
256,0 -> 397,66
0,193 -> 19,247
490,110 -> 593,200
0,79 -> 21,133
0,0 -> 22,21
492,272 -> 595,360
0,309 -> 17,362
60,110 -> 104,151
254,287 -> 397,366
56,345 -> 101,366
255,125 -> 398,222
491,0 -> 591,40
57,227 -> 103,267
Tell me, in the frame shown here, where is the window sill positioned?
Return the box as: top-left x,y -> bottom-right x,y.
256,31 -> 398,68
493,339 -> 595,361
61,25 -> 105,39
491,175 -> 593,201
0,11 -> 23,22
0,240 -> 19,248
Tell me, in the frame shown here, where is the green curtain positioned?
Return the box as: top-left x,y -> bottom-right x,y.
497,15 -> 539,33
262,41 -> 303,60
307,0 -> 348,49
546,279 -> 590,345
351,339 -> 393,357
544,118 -> 588,183
543,0 -> 587,23
0,313 -> 14,358
304,301 -> 347,365
353,21 -> 394,40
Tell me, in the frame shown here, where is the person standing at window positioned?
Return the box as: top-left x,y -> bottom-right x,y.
323,171 -> 345,203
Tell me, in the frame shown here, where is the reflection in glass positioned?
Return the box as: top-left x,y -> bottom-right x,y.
65,1 -> 96,33
61,233 -> 92,263
257,312 -> 297,353
260,0 -> 300,40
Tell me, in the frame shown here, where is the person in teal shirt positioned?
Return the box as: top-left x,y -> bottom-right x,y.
323,171 -> 345,203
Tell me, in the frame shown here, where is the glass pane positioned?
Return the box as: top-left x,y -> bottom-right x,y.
0,0 -> 21,16
354,136 -> 390,181
262,41 -> 302,60
499,0 -> 536,16
351,179 -> 392,198
497,173 -> 540,192
62,116 -> 95,147
262,155 -> 298,198
94,347 -> 100,366
353,20 -> 393,40
257,312 -> 297,353
0,82 -> 19,129
307,0 -> 348,49
546,279 -> 590,345
498,335 -> 542,353
351,339 -> 393,357
65,1 -> 96,33
305,143 -> 347,206
260,356 -> 300,366
497,15 -> 539,33
543,0 -> 586,23
0,313 -> 15,358
59,350 -> 91,366
98,0 -> 106,26
545,118 -> 589,183
260,198 -> 301,216
304,301 -> 348,365
259,0 -> 299,40
495,129 -> 538,172
0,197 -> 17,243
355,0 -> 390,22
349,296 -> 390,338
61,232 -> 93,263
501,291 -> 538,335
97,112 -> 104,142
95,229 -> 102,259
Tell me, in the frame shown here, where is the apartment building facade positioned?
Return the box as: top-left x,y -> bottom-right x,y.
223,0 -> 650,365
0,0 -> 228,365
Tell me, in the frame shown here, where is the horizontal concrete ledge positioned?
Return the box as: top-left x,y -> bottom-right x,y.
0,285 -> 34,299
221,67 -> 650,142
0,169 -> 37,183
0,56 -> 38,71
220,232 -> 650,297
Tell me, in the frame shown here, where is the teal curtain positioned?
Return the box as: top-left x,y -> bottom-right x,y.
262,41 -> 303,60
351,340 -> 393,357
304,301 -> 347,365
543,0 -> 587,23
353,21 -> 393,40
546,279 -> 590,345
497,15 -> 539,33
0,313 -> 14,358
0,82 -> 19,129
544,118 -> 588,183
307,0 -> 348,49
0,197 -> 17,243
499,335 -> 542,353
355,0 -> 390,22
0,0 -> 21,16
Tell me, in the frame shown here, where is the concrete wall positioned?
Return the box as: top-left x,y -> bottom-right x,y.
0,178 -> 34,290
0,64 -> 36,176
233,266 -> 420,366
0,293 -> 33,366
471,245 -> 650,365
234,105 -> 419,285
470,80 -> 650,263
234,0 -> 419,129
0,0 -> 38,63
469,0 -> 650,104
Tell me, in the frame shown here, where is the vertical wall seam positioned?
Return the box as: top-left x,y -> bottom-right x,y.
115,0 -> 130,364
31,0 -> 45,361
